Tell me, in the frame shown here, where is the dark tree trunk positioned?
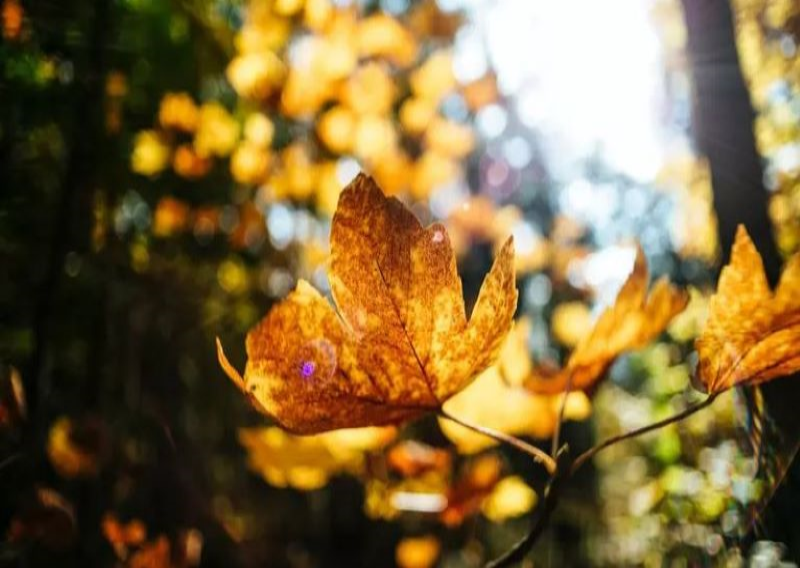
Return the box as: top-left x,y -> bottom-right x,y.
681,0 -> 781,281
681,0 -> 800,560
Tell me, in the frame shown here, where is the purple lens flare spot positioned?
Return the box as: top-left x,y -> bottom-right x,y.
296,339 -> 337,385
300,360 -> 316,379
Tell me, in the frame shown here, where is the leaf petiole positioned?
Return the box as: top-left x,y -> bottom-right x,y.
438,408 -> 557,475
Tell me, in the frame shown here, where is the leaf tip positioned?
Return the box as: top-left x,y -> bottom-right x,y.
216,337 -> 246,393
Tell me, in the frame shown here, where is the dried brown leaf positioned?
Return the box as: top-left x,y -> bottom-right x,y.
528,246 -> 688,394
218,173 -> 517,433
695,225 -> 800,393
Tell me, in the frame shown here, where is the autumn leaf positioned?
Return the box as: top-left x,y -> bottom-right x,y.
218,173 -> 517,433
527,246 -> 688,395
481,475 -> 538,522
695,225 -> 800,394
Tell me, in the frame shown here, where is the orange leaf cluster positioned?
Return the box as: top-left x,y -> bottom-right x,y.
527,246 -> 688,395
695,225 -> 800,394
218,174 -> 517,433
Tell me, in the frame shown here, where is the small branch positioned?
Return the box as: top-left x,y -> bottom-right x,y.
439,409 -> 557,475
571,393 -> 719,474
485,447 -> 571,568
551,371 -> 573,457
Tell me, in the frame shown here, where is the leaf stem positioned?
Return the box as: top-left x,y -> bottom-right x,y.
551,371 -> 573,457
571,393 -> 719,474
439,409 -> 557,475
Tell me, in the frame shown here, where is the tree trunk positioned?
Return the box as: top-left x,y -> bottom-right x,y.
681,0 -> 800,559
681,0 -> 781,280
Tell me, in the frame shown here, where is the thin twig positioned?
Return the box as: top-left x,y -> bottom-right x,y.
551,371 -> 573,457
439,409 -> 557,475
485,447 -> 571,568
571,393 -> 719,474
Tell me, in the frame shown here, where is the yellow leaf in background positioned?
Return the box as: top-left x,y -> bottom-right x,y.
410,151 -> 458,200
314,161 -> 344,217
357,13 -> 418,67
482,476 -> 538,522
158,92 -> 198,132
528,246 -> 688,395
243,113 -> 274,148
236,19 -> 291,54
272,0 -> 304,17
370,148 -> 412,197
280,69 -> 333,118
310,36 -> 357,82
226,51 -> 286,101
230,141 -> 271,185
194,103 -> 240,158
439,318 -> 591,453
424,118 -> 475,159
395,536 -> 440,568
439,368 -> 555,454
317,105 -> 356,154
217,174 -> 517,433
303,0 -> 333,31
238,426 -> 395,491
400,97 -> 436,136
695,225 -> 800,394
340,62 -> 396,116
410,50 -> 455,103
551,301 -> 592,348
271,143 -> 317,200
354,116 -> 398,163
131,130 -> 170,176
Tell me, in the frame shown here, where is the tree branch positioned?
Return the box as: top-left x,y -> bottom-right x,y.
485,447 -> 571,567
571,393 -> 719,474
438,409 -> 557,475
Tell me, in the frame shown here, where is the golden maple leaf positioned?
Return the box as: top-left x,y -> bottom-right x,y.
218,173 -> 517,433
695,225 -> 800,394
527,246 -> 688,395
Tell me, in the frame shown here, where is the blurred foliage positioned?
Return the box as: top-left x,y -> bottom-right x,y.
732,0 -> 800,256
1,0 -> 799,566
